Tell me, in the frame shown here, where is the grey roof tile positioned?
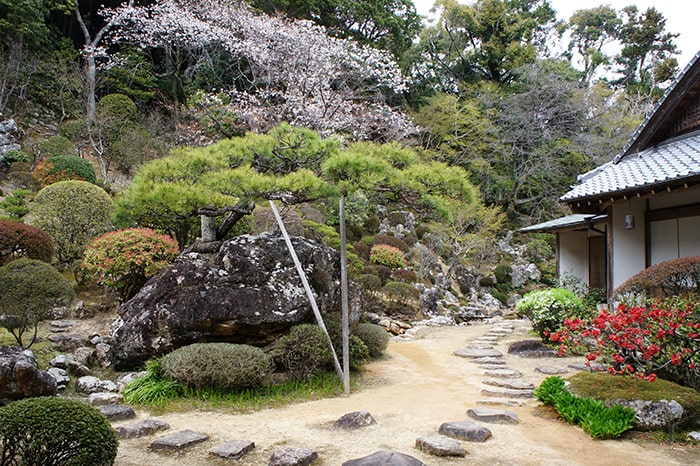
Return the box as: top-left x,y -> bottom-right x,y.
561,130 -> 700,202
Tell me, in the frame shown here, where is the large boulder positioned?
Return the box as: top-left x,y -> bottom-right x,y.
0,119 -> 20,157
110,232 -> 342,369
0,346 -> 57,405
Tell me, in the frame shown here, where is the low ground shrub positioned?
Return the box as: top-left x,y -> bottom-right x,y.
515,288 -> 587,341
392,268 -> 417,283
382,281 -> 420,305
0,150 -> 30,171
354,322 -> 389,359
273,324 -> 334,380
161,343 -> 273,391
33,155 -> 97,186
535,376 -> 636,439
551,297 -> 700,389
0,397 -> 118,465
614,256 -> 700,300
0,189 -> 31,220
370,244 -> 406,269
372,234 -> 410,253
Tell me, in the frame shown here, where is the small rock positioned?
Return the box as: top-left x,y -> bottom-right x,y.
88,334 -> 102,346
438,421 -> 492,442
47,333 -> 86,352
268,447 -> 318,466
88,392 -> 124,406
467,407 -> 519,424
454,348 -> 503,359
75,376 -> 117,394
99,404 -> 136,421
210,439 -> 255,459
150,430 -> 209,450
94,343 -> 112,369
334,411 -> 376,430
535,366 -> 568,375
46,367 -> 70,389
66,359 -> 92,377
342,450 -> 426,465
115,419 -> 170,439
49,354 -> 68,369
117,371 -> 148,389
688,431 -> 700,441
49,320 -> 77,332
415,434 -> 466,457
72,347 -> 95,367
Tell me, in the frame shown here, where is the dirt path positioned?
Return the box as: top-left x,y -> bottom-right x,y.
114,320 -> 699,465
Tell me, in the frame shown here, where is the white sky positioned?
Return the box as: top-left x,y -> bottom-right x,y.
412,0 -> 700,68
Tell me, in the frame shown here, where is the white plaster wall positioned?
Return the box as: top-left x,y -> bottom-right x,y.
611,200 -> 646,289
648,186 -> 700,209
559,231 -> 588,285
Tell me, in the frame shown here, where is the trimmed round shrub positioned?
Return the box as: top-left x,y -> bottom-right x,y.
355,273 -> 382,293
392,268 -> 417,283
0,397 -> 118,466
370,244 -> 406,269
0,220 -> 54,265
352,241 -> 370,260
33,155 -> 97,186
273,324 -> 334,380
161,343 -> 273,391
614,255 -> 700,300
373,234 -> 410,253
354,323 -> 389,358
515,288 -> 587,341
36,135 -> 76,159
348,334 -> 370,369
370,264 -> 392,285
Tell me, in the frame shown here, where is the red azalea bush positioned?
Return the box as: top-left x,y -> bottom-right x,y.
0,220 -> 54,265
551,297 -> 700,389
82,228 -> 178,302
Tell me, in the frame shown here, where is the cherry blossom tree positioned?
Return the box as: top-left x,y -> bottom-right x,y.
101,0 -> 415,141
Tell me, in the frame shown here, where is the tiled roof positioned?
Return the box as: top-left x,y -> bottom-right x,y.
560,130 -> 700,202
519,214 -> 606,233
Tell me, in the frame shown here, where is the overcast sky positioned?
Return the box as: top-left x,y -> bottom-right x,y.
412,1 -> 700,68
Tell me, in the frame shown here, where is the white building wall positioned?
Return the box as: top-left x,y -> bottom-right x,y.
559,231 -> 588,285
611,200 -> 646,290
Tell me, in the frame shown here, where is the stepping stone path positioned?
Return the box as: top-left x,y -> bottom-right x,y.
415,434 -> 466,457
454,348 -> 503,359
466,407 -> 519,425
209,439 -> 255,460
536,366 -> 569,375
150,430 -> 209,450
115,419 -> 170,439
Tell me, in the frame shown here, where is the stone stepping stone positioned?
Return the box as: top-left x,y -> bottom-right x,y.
88,392 -> 124,406
269,447 -> 318,466
476,335 -> 499,342
535,366 -> 569,375
472,357 -> 505,365
99,404 -> 135,421
49,320 -> 78,332
342,450 -> 427,465
568,362 -> 605,372
480,387 -> 534,399
479,363 -> 508,371
115,419 -> 170,439
150,430 -> 209,450
334,410 -> 376,430
465,344 -> 494,350
482,378 -> 534,390
454,348 -> 503,359
415,434 -> 466,457
476,398 -> 525,408
209,439 -> 255,460
438,421 -> 492,442
467,407 -> 519,425
484,368 -> 522,378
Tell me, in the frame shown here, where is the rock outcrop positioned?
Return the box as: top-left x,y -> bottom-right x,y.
110,232 -> 343,368
0,119 -> 20,158
0,346 -> 57,405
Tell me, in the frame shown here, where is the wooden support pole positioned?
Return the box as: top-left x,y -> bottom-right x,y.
339,195 -> 350,395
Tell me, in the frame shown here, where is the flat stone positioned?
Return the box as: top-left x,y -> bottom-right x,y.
467,407 -> 519,424
479,363 -> 509,370
480,387 -> 534,399
535,366 -> 569,375
484,368 -> 522,378
98,404 -> 136,421
568,362 -> 605,372
454,348 -> 503,359
49,320 -> 78,331
465,344 -> 494,350
88,392 -> 124,406
476,398 -> 526,408
150,430 -> 209,450
46,367 -> 69,389
438,421 -> 492,442
415,434 -> 466,457
268,447 -> 318,466
47,333 -> 86,351
342,450 -> 426,465
115,419 -> 170,439
75,376 -> 118,394
334,410 -> 376,430
476,336 -> 499,341
472,357 -> 505,365
482,378 -> 534,390
209,439 -> 255,459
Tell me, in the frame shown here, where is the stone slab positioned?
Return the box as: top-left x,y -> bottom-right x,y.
480,387 -> 534,399
98,404 -> 135,421
454,348 -> 503,359
479,364 -> 509,371
535,366 -> 569,375
115,419 -> 170,439
482,378 -> 534,390
415,434 -> 466,457
484,368 -> 522,378
342,450 -> 427,466
209,439 -> 255,459
476,398 -> 526,408
268,447 -> 318,466
88,392 -> 124,406
150,430 -> 209,450
438,421 -> 492,442
472,357 -> 505,365
467,407 -> 519,424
